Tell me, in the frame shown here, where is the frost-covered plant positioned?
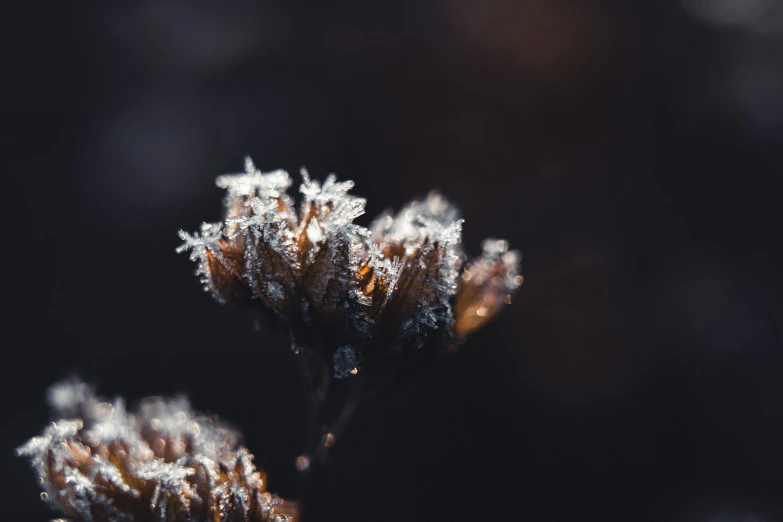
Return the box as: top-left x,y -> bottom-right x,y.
17,159 -> 523,521
177,158 -> 522,377
17,379 -> 297,522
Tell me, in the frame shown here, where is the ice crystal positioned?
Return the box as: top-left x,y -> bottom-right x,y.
178,157 -> 522,373
17,379 -> 297,522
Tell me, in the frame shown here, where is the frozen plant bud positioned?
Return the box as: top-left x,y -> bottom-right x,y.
454,239 -> 523,337
17,379 -> 297,522
178,158 -> 522,373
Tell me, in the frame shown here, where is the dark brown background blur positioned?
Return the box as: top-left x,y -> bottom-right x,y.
3,0 -> 782,521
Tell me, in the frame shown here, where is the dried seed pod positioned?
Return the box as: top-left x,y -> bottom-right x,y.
17,378 -> 297,522
178,158 -> 523,375
454,239 -> 523,337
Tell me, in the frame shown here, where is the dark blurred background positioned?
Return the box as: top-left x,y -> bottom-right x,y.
3,0 -> 782,520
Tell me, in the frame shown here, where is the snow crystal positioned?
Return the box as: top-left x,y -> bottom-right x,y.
216,156 -> 292,200
176,222 -> 224,261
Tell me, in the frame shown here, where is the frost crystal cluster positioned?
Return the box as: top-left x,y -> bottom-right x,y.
17,379 -> 296,522
178,158 -> 522,375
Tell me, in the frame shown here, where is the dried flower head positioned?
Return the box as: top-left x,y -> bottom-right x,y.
178,158 -> 522,375
17,378 -> 297,522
